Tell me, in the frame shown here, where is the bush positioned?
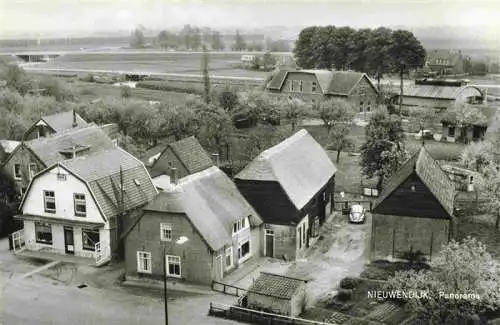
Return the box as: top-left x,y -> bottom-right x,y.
120,86 -> 132,98
136,81 -> 204,95
339,277 -> 360,290
337,289 -> 353,302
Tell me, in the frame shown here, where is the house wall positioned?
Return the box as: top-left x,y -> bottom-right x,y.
295,215 -> 309,259
264,224 -> 297,260
290,284 -> 307,317
347,76 -> 379,113
279,72 -> 324,104
23,167 -> 104,224
247,293 -> 292,316
23,220 -> 109,259
24,124 -> 56,141
151,147 -> 190,179
373,172 -> 450,219
3,145 -> 45,195
371,214 -> 450,261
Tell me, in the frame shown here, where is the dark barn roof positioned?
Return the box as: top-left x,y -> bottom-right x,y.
373,147 -> 455,217
235,129 -> 336,210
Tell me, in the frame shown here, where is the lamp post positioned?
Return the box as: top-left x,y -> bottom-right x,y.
163,236 -> 189,325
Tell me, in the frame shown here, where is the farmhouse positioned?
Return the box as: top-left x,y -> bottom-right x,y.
15,148 -> 157,265
124,166 -> 262,285
235,129 -> 336,260
266,69 -> 379,112
425,49 -> 469,76
440,105 -> 499,143
246,272 -> 308,317
393,79 -> 484,110
2,125 -> 115,199
23,110 -> 88,141
147,136 -> 214,179
371,147 -> 456,261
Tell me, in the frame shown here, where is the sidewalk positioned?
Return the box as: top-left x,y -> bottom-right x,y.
122,276 -> 215,295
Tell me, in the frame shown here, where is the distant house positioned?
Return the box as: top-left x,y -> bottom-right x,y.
147,136 -> 215,179
235,129 -> 336,260
124,166 -> 263,285
371,147 -> 456,261
266,69 -> 379,112
393,79 -> 484,110
15,148 -> 157,265
425,50 -> 469,76
23,110 -> 88,141
441,106 -> 499,142
246,272 -> 307,317
1,125 -> 115,199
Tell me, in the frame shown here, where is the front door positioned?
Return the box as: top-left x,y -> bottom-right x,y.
215,255 -> 223,281
265,230 -> 274,258
63,226 -> 74,255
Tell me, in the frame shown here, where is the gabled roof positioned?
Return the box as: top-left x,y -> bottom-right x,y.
0,140 -> 20,154
235,129 -> 336,210
397,84 -> 483,100
373,147 -> 455,216
150,136 -> 214,177
143,166 -> 262,251
26,125 -> 115,166
248,272 -> 307,299
60,148 -> 157,220
31,111 -> 88,133
266,69 -> 379,96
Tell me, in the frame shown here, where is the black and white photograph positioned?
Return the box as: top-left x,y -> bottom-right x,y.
0,0 -> 499,324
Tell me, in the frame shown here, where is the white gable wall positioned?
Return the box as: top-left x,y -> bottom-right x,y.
22,166 -> 104,224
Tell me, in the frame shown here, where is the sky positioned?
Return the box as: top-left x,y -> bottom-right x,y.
0,0 -> 499,37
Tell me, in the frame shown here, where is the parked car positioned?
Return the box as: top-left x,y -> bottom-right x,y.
349,204 -> 366,223
415,129 -> 434,140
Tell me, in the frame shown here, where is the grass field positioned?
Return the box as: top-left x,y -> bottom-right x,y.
30,52 -> 270,78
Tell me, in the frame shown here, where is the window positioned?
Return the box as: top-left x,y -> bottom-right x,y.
14,164 -> 21,180
359,101 -> 364,113
82,229 -> 100,251
166,255 -> 181,277
232,217 -> 249,234
74,193 -> 86,216
137,251 -> 152,273
43,191 -> 56,213
29,163 -> 37,180
299,81 -> 303,92
57,173 -> 67,181
225,247 -> 233,269
160,223 -> 172,241
312,82 -> 317,92
35,222 -> 52,245
448,126 -> 456,137
366,101 -> 371,112
238,241 -> 250,261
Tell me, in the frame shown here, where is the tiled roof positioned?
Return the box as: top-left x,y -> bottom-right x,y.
61,148 -> 157,219
266,69 -> 377,96
373,147 -> 455,216
150,136 -> 214,176
26,125 -> 115,166
249,272 -> 307,299
235,129 -> 336,210
40,111 -> 88,132
144,166 -> 262,251
396,84 -> 483,100
99,123 -> 120,139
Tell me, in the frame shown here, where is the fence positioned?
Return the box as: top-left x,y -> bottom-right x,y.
211,280 -> 247,297
334,200 -> 373,214
208,302 -> 336,325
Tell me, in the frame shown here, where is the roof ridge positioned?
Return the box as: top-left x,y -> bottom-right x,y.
259,129 -> 308,159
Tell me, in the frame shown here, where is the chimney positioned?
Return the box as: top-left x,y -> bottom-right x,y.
72,110 -> 77,128
212,153 -> 220,167
170,167 -> 178,185
72,145 -> 76,159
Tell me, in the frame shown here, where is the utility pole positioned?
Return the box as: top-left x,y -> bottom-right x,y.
163,246 -> 168,325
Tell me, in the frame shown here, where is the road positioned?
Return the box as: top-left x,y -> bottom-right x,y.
0,239 -> 240,325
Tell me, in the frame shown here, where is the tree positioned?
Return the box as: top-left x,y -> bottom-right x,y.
130,28 -> 145,48
157,30 -> 179,49
407,106 -> 438,141
294,26 -> 321,68
365,27 -> 393,90
191,27 -> 202,50
238,125 -> 293,166
0,64 -> 31,95
477,163 -> 500,229
318,98 -> 355,134
460,141 -> 493,173
360,112 -> 408,190
389,30 -> 426,112
216,86 -> 239,112
196,105 -> 234,160
202,45 -> 211,104
232,30 -> 246,52
279,98 -> 311,131
211,31 -> 225,51
250,56 -> 261,70
328,125 -> 355,163
261,51 -> 277,71
385,237 -> 500,324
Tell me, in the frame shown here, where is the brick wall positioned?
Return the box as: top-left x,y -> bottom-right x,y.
3,145 -> 45,195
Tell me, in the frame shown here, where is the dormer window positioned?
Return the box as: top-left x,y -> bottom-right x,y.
59,145 -> 90,159
232,216 -> 250,235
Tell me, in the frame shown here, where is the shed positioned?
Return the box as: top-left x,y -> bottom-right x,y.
246,272 -> 307,317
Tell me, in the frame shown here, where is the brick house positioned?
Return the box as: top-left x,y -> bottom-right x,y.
124,166 -> 263,285
23,110 -> 88,141
14,148 -> 157,265
266,69 -> 379,113
1,125 -> 115,199
425,50 -> 469,76
147,136 -> 214,179
371,147 -> 456,261
234,129 -> 336,261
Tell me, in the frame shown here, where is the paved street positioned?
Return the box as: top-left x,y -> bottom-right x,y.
0,239 -> 240,325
